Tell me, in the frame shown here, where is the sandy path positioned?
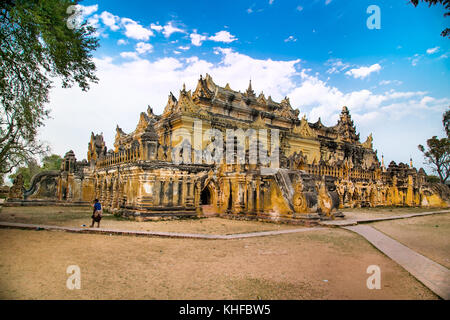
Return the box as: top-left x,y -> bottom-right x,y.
0,228 -> 436,299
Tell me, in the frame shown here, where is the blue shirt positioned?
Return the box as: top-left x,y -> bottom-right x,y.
94,202 -> 101,211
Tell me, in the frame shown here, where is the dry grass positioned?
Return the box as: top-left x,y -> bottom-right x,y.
371,213 -> 450,268
0,227 -> 437,300
0,206 -> 301,235
341,207 -> 448,221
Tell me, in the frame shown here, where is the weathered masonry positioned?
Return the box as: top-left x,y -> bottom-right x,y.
7,74 -> 449,222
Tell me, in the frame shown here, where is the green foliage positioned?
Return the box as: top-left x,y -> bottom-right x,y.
0,0 -> 98,175
42,154 -> 63,171
443,109 -> 450,138
410,0 -> 450,38
426,175 -> 441,183
418,110 -> 450,183
8,158 -> 41,189
8,154 -> 62,189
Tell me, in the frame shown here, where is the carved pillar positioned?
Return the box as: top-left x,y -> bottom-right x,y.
248,181 -> 254,214
173,176 -> 179,206
162,178 -> 170,206
99,178 -> 105,204
243,180 -> 248,213
185,177 -> 194,207
195,179 -> 202,216
181,176 -> 188,207
112,177 -> 118,209
255,177 -> 261,214
154,179 -> 161,206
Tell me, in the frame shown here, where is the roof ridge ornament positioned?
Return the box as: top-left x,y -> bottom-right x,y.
246,79 -> 255,97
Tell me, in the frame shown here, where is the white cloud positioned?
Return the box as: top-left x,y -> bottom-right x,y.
269,0 -> 275,4
288,69 -> 444,127
161,21 -> 185,38
409,54 -> 422,66
72,5 -> 99,30
325,0 -> 332,5
79,4 -> 98,17
284,35 -> 297,42
178,46 -> 190,51
135,42 -> 153,54
86,14 -> 100,29
120,52 -> 139,59
121,18 -> 153,41
42,49 -> 302,159
326,59 -> 351,74
379,80 -> 403,86
150,23 -> 164,32
345,63 -> 381,79
100,11 -> 120,31
117,39 -> 128,45
208,31 -> 237,43
190,31 -> 207,46
296,6 -> 304,11
426,46 -> 440,55
41,48 -> 448,173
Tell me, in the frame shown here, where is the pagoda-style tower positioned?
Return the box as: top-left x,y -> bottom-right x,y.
335,106 -> 359,143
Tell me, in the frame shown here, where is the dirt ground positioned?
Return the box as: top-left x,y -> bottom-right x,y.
341,207 -> 448,221
0,206 -> 301,235
0,227 -> 437,300
371,213 -> 450,269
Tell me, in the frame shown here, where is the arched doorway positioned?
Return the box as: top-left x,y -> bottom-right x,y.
201,187 -> 211,205
200,184 -> 217,216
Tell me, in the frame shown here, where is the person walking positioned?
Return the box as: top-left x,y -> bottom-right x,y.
91,199 -> 102,228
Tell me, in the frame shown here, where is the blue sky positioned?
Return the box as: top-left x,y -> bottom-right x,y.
40,0 -> 450,172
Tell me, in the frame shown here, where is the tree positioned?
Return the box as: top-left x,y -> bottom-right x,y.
42,154 -> 63,171
8,154 -> 62,189
410,0 -> 450,38
418,110 -> 450,184
443,109 -> 450,137
0,0 -> 98,175
426,175 -> 441,183
8,158 -> 42,189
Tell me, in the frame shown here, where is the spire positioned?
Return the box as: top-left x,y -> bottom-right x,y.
342,106 -> 349,114
410,156 -> 413,168
246,79 -> 255,97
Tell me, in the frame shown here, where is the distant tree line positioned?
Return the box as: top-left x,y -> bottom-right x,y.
8,154 -> 63,189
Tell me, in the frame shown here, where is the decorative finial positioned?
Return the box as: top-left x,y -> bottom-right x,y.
246,79 -> 255,96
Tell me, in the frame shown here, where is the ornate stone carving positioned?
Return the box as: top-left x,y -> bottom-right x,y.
8,173 -> 24,199
362,133 -> 373,149
293,116 -> 317,138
